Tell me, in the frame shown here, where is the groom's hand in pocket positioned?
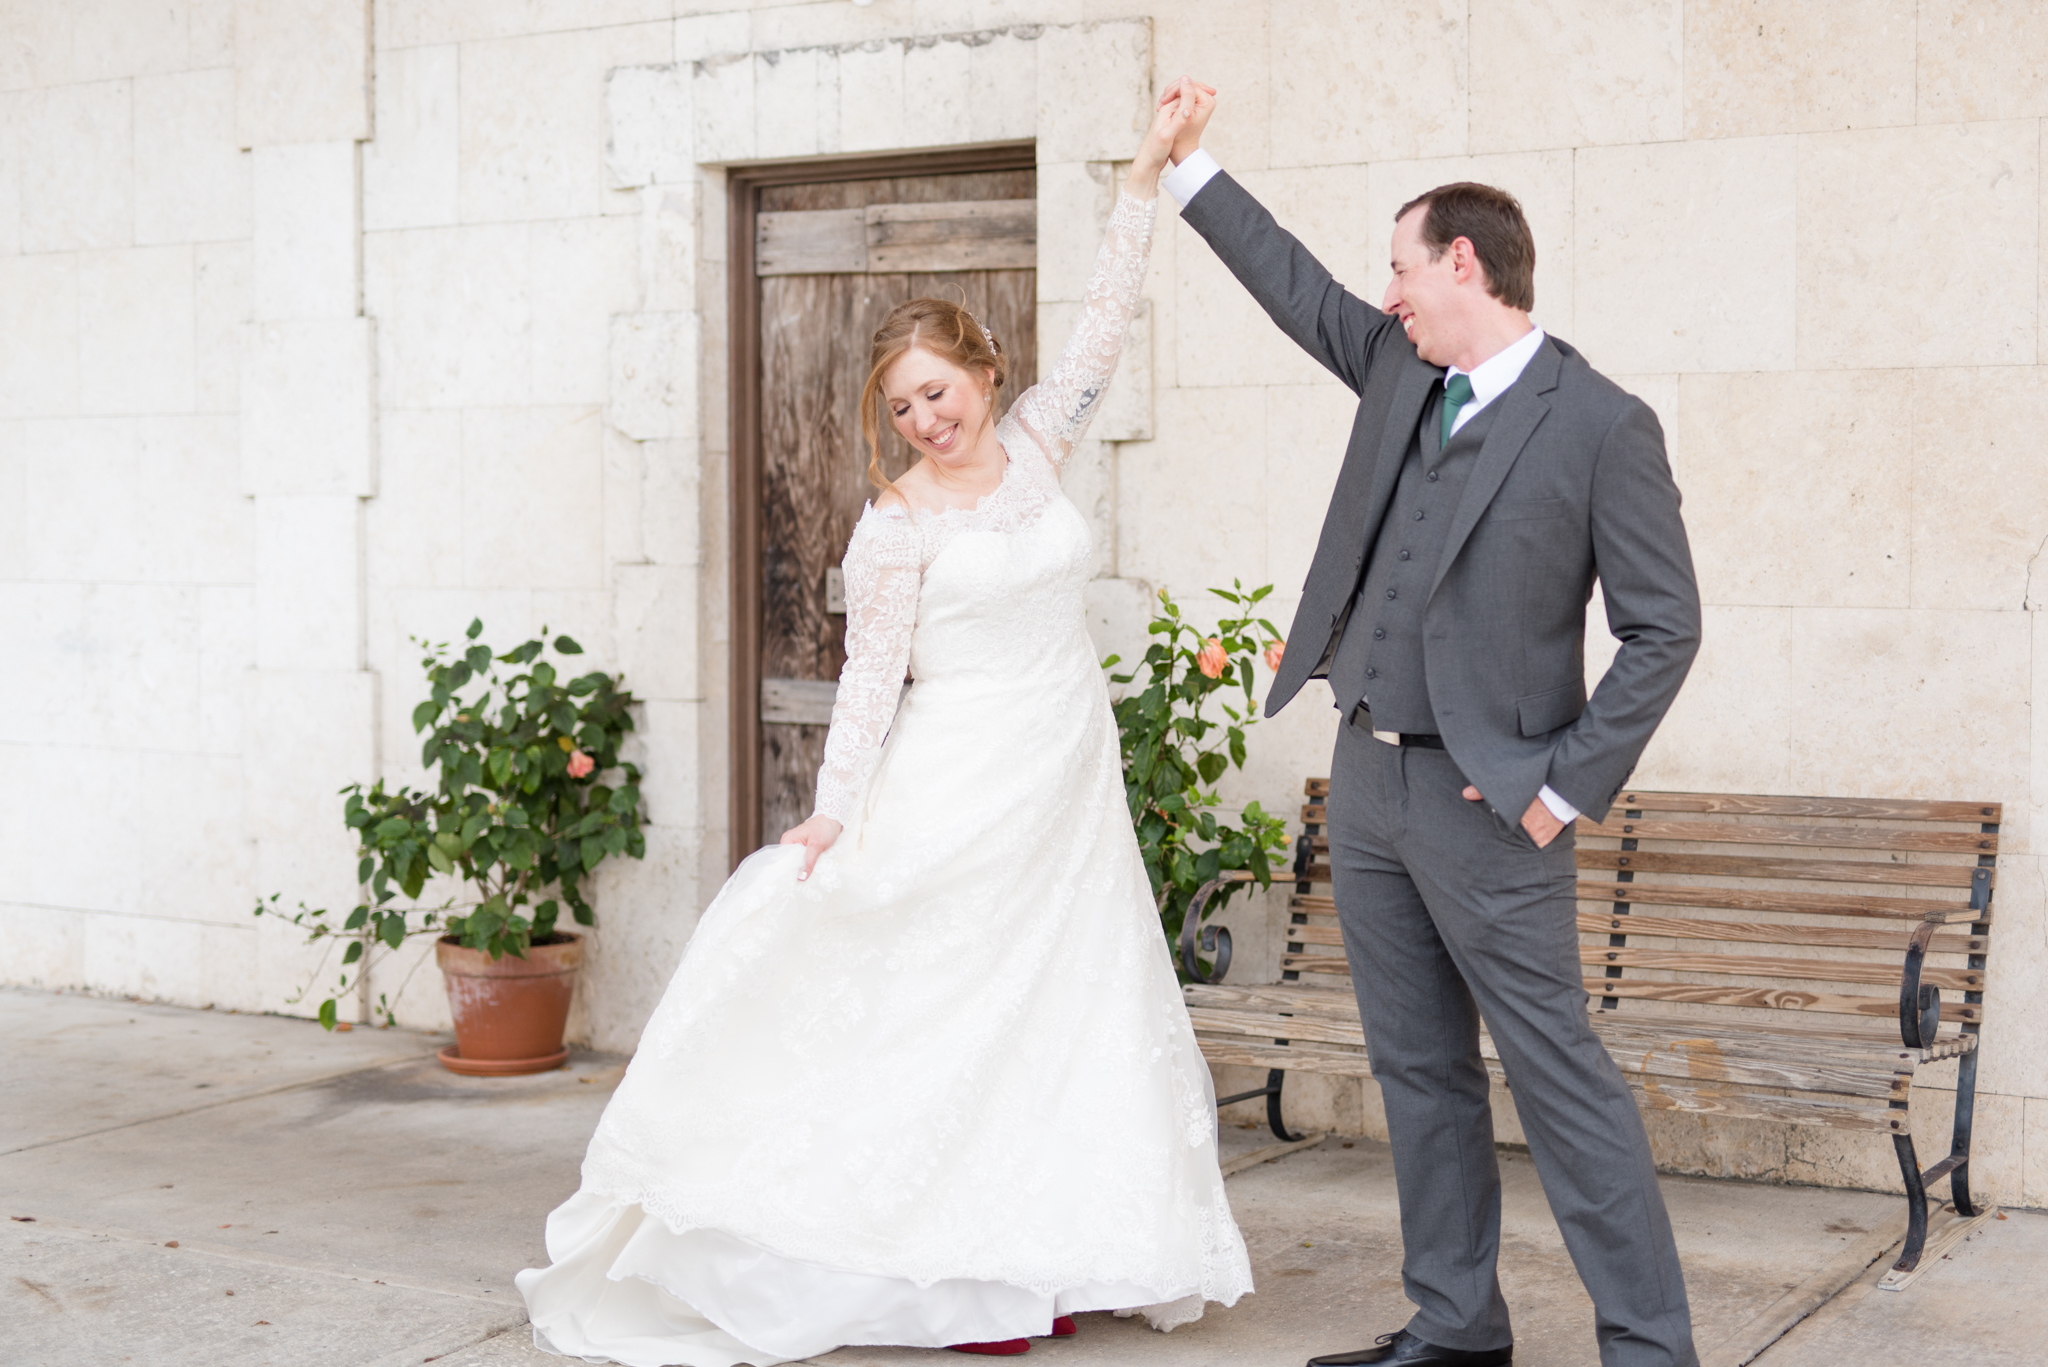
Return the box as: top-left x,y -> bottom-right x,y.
780,815 -> 843,880
1461,785 -> 1566,848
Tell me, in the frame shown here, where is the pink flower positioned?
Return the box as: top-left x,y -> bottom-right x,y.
566,750 -> 596,779
1264,639 -> 1286,672
1196,638 -> 1227,679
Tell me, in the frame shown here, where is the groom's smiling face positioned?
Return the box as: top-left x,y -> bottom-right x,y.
1383,206 -> 1464,365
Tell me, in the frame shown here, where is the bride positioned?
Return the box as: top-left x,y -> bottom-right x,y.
516,79 -> 1254,1366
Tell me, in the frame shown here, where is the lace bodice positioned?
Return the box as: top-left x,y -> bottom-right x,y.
812,191 -> 1157,825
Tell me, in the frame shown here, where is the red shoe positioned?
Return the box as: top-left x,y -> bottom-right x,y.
1049,1316 -> 1078,1338
948,1341 -> 1030,1356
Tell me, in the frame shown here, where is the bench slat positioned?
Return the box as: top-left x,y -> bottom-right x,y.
1584,978 -> 1983,1023
1576,849 -> 1987,889
1580,946 -> 1982,991
1200,1038 -> 1376,1077
1573,912 -> 1985,955
1187,1007 -> 1367,1048
1576,817 -> 1997,854
1280,953 -> 1355,975
1185,983 -> 1363,1019
1576,880 -> 1986,922
1291,916 -> 1984,956
1615,792 -> 2000,823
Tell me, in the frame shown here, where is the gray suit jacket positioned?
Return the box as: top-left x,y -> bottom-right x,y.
1180,173 -> 1701,827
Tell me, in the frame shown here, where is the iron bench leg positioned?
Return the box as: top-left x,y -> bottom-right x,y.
1891,1131 -> 1931,1273
1215,1069 -> 1302,1143
1948,1049 -> 1979,1217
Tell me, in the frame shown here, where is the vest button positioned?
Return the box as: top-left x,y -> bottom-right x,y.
1365,668 -> 1378,680
1428,470 -> 1440,482
1385,588 -> 1396,600
1373,628 -> 1386,640
1399,550 -> 1411,560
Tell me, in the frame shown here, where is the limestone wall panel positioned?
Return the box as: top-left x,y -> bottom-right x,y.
605,63 -> 693,190
364,44 -> 459,231
534,216 -> 643,406
1675,370 -> 1910,609
239,318 -> 374,496
365,223 -> 531,409
1035,19 -> 1149,164
1635,605 -> 1793,794
1150,0 -> 1269,171
1115,383 -> 1266,592
1797,121 -> 2038,372
614,563 -> 701,701
1976,855 -> 2047,1099
692,53 -> 755,164
254,496 -> 364,672
2027,1095 -> 2048,1209
193,241 -> 250,414
71,0 -> 200,83
1468,0 -> 1680,154
458,22 -> 673,225
460,405 -> 607,590
252,142 -> 358,321
835,40 -> 908,154
233,0 -> 370,147
198,584 -> 254,756
750,46 -> 828,161
1574,136 -> 1796,376
1917,0 -> 2048,124
1363,148 -> 1574,340
1033,159 -> 1115,304
1267,0 -> 1464,167
367,409 -> 463,590
1785,607 -> 2031,801
0,91 -> 22,256
1684,0 -> 1914,139
676,13 -> 750,64
133,69 -> 250,247
1909,367 -> 2048,612
20,80 -> 132,253
137,415 -> 255,584
1261,379 -> 1357,594
0,422 -> 20,581
15,419 -> 140,582
967,27 -> 1038,145
78,245 -> 197,416
245,670 -> 377,957
0,255 -> 78,418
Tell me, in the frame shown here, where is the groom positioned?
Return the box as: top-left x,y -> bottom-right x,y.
1160,89 -> 1702,1367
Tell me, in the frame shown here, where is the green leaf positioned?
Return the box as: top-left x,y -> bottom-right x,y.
411,699 -> 440,733
466,617 -> 483,640
1196,751 -> 1228,785
318,999 -> 338,1031
426,842 -> 454,875
553,635 -> 583,655
341,940 -> 363,966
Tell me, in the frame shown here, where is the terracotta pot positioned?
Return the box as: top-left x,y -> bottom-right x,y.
435,933 -> 584,1076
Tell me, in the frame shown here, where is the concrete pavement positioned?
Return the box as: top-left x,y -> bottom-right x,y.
4,985 -> 2042,1366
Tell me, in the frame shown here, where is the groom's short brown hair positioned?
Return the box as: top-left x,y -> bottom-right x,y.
1396,182 -> 1536,313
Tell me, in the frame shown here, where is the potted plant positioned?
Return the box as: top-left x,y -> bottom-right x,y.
1106,583 -> 1292,980
257,619 -> 646,1074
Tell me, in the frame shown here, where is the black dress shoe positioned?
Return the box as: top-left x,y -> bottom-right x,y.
1307,1328 -> 1512,1366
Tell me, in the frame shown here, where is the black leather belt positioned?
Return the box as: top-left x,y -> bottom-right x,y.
1352,706 -> 1445,748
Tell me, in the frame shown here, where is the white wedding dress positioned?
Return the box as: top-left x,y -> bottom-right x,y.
516,191 -> 1254,1367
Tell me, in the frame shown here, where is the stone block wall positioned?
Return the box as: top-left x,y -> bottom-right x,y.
3,0 -> 2046,1206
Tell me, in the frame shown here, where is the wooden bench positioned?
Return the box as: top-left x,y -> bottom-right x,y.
1179,783 -> 2001,1277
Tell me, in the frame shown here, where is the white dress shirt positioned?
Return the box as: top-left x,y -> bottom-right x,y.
1166,150 -> 1580,828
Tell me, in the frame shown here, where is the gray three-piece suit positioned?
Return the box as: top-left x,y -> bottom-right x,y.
1180,174 -> 1704,1366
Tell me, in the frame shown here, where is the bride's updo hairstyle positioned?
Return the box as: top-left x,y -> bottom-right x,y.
859,297 -> 1007,492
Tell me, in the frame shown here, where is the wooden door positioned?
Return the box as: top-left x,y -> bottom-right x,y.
730,147 -> 1038,860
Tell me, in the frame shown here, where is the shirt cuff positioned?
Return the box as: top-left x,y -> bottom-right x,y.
1162,148 -> 1223,206
1537,784 -> 1580,825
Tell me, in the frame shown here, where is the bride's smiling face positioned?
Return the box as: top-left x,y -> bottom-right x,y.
881,345 -> 995,466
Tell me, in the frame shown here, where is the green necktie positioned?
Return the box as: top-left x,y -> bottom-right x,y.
1440,373 -> 1475,446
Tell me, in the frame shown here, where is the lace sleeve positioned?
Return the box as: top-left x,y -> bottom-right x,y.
1007,190 -> 1156,470
812,508 -> 923,826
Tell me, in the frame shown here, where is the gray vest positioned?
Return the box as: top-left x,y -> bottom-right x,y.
1327,386 -> 1505,733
